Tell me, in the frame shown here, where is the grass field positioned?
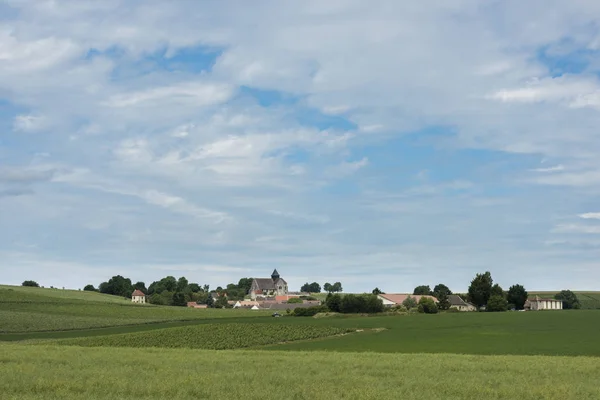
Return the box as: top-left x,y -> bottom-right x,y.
3,284 -> 600,399
0,285 -> 273,333
2,344 -> 599,399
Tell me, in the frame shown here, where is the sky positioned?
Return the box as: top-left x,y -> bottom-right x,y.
2,0 -> 600,293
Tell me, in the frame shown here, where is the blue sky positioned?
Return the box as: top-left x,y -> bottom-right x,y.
2,1 -> 600,292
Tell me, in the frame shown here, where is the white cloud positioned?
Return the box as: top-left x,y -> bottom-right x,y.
532,164 -> 565,173
579,213 -> 600,220
104,82 -> 235,108
13,115 -> 46,132
553,224 -> 600,234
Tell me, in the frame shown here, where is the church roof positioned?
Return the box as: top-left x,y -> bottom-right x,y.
253,277 -> 287,290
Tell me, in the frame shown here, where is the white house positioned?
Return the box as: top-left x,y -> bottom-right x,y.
448,295 -> 477,311
525,296 -> 563,310
376,293 -> 438,307
131,289 -> 146,304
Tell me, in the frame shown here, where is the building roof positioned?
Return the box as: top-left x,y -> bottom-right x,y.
252,277 -> 287,290
131,289 -> 145,297
529,295 -> 561,302
448,294 -> 472,307
378,294 -> 438,304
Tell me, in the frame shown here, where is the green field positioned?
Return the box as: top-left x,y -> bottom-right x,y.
0,285 -> 272,333
2,284 -> 600,399
2,344 -> 599,399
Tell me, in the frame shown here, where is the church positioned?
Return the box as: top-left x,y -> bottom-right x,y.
249,269 -> 288,300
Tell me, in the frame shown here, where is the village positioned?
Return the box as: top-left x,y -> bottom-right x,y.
131,269 -> 567,313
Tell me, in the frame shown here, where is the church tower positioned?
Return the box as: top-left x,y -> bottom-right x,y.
271,269 -> 280,281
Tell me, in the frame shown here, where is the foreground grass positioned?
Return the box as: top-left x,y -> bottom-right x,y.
1,344 -> 599,400
56,323 -> 351,350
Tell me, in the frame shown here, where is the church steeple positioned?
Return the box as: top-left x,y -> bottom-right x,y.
271,269 -> 280,281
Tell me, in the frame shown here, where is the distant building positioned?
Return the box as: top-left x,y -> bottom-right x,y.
249,269 -> 288,300
377,294 -> 438,307
448,295 -> 477,311
131,289 -> 146,304
525,296 -> 563,310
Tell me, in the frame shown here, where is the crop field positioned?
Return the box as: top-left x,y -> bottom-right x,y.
56,323 -> 352,349
2,344 -> 600,399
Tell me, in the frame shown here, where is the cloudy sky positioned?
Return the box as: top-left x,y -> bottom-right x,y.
2,0 -> 600,292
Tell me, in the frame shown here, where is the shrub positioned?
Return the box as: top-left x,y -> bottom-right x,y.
339,294 -> 384,314
417,297 -> 439,314
22,281 -> 40,288
286,298 -> 303,304
487,295 -> 508,312
402,296 -> 418,310
83,284 -> 97,292
326,293 -> 342,312
292,305 -> 328,317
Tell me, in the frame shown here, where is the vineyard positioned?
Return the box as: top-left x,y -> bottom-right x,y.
57,323 -> 353,350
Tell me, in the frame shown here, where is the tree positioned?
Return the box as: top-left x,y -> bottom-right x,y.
372,287 -> 383,295
491,284 -> 504,298
413,285 -> 432,295
22,280 -> 39,287
433,284 -> 452,298
507,284 -> 528,310
172,292 -> 187,307
237,278 -> 253,294
555,290 -> 580,309
205,293 -> 214,308
176,277 -> 189,292
323,283 -> 333,293
487,295 -> 508,312
133,281 -> 147,293
339,294 -> 384,314
214,294 -> 230,309
467,271 -> 493,308
83,284 -> 97,292
162,276 -> 177,292
402,296 -> 418,310
436,291 -> 451,310
301,282 -> 321,293
100,275 -> 133,298
417,297 -> 439,314
187,283 -> 201,293
326,293 -> 342,312
332,282 -> 343,293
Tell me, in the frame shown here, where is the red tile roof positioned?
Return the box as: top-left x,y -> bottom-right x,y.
132,289 -> 146,297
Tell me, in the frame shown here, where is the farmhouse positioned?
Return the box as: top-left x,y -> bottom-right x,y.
377,293 -> 438,307
448,295 -> 476,311
249,269 -> 288,300
525,296 -> 563,310
131,289 -> 146,304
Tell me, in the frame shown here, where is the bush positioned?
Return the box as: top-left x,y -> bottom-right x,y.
339,294 -> 384,314
417,297 -> 439,314
445,307 -> 460,313
22,280 -> 40,287
83,284 -> 97,292
292,305 -> 328,317
487,295 -> 508,312
326,293 -> 342,312
391,304 -> 408,313
286,298 -> 303,304
402,296 -> 418,310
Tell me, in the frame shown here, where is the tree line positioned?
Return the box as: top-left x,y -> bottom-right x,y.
299,281 -> 343,293
82,275 -> 254,307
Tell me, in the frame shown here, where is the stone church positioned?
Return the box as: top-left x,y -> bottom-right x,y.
249,269 -> 288,299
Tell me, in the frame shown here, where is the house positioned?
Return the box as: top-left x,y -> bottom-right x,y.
249,269 -> 288,300
187,302 -> 208,309
131,289 -> 146,304
377,293 -> 438,307
448,295 -> 477,311
232,300 -> 260,309
525,296 -> 563,310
